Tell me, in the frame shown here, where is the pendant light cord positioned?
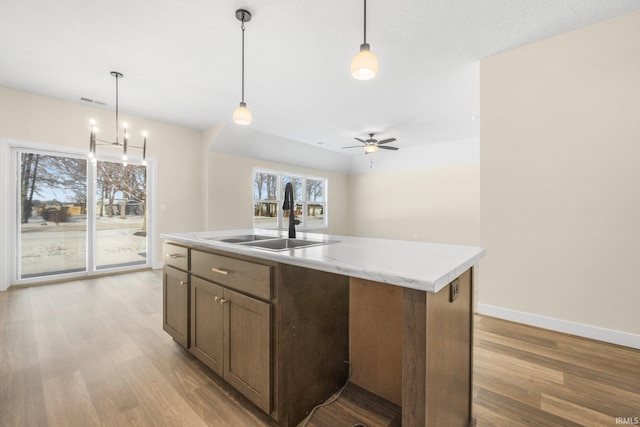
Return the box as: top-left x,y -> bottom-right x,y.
241,21 -> 246,103
363,0 -> 367,44
115,74 -> 119,144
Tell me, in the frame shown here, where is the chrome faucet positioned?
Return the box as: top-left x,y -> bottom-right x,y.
283,182 -> 300,238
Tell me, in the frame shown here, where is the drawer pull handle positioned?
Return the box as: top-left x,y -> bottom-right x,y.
214,296 -> 221,302
219,298 -> 230,304
211,267 -> 229,275
166,254 -> 185,259
179,280 -> 186,286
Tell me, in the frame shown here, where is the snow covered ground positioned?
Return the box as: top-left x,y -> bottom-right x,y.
20,215 -> 147,277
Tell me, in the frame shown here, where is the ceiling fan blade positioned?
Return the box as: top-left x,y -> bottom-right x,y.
342,145 -> 364,149
378,145 -> 399,150
354,138 -> 367,144
377,138 -> 396,145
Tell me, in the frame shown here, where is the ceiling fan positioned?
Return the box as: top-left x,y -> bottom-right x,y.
342,133 -> 399,154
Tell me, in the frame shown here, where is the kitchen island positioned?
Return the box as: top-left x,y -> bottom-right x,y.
161,229 -> 485,427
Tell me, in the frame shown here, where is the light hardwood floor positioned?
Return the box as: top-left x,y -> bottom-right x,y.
0,270 -> 638,426
473,314 -> 640,426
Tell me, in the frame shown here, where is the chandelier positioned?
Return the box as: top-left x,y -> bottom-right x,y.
88,71 -> 147,166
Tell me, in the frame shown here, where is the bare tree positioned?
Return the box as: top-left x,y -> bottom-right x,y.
20,153 -> 39,223
254,172 -> 278,201
306,179 -> 323,202
20,153 -> 87,223
97,161 -> 124,217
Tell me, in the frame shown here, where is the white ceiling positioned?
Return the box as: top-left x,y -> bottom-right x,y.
1,0 -> 639,155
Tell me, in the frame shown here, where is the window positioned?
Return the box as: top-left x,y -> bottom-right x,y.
253,169 -> 327,230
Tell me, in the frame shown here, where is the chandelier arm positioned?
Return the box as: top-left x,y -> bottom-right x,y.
95,138 -> 119,145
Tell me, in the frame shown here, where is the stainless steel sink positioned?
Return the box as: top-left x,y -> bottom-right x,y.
247,238 -> 336,251
205,234 -> 277,243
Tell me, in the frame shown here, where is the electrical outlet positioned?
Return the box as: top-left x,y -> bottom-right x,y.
450,279 -> 460,302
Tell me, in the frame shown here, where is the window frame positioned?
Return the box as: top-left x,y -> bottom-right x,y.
252,168 -> 328,231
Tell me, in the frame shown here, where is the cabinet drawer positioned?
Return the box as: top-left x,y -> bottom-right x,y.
163,243 -> 189,271
191,250 -> 271,300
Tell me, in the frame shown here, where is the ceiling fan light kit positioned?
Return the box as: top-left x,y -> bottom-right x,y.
343,133 -> 399,166
233,8 -> 252,125
88,71 -> 147,166
351,0 -> 378,80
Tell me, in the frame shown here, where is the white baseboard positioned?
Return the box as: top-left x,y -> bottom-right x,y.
476,303 -> 640,350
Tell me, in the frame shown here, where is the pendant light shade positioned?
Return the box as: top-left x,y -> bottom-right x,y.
233,101 -> 252,125
351,43 -> 379,80
351,0 -> 378,80
234,9 -> 252,125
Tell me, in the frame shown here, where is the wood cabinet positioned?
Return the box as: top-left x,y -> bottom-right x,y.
190,251 -> 272,414
190,276 -> 271,413
162,265 -> 189,348
162,242 -> 190,349
163,242 -> 349,427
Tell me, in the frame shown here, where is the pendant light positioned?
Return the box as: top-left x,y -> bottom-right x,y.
88,71 -> 148,165
351,0 -> 379,80
233,9 -> 252,125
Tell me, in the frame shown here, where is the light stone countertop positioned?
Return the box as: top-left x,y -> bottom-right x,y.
160,229 -> 486,293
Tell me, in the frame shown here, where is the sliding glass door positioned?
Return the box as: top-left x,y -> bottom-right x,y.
95,160 -> 147,270
19,152 -> 88,278
16,148 -> 149,280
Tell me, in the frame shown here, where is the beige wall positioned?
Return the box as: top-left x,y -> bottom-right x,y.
480,11 -> 640,341
347,163 -> 480,246
203,145 -> 479,245
205,150 -> 350,235
0,87 -> 205,271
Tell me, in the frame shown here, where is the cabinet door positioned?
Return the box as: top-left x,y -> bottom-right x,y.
223,288 -> 271,414
163,266 -> 189,348
190,276 -> 224,376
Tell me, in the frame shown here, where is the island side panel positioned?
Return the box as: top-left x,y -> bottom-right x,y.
277,264 -> 350,427
402,287 -> 427,426
425,268 -> 473,427
349,278 -> 403,406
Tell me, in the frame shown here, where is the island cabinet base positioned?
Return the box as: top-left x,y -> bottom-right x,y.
350,268 -> 474,427
162,239 -> 479,427
162,243 -> 351,427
